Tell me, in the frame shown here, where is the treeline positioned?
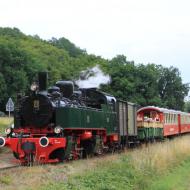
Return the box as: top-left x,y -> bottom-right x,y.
101,55 -> 189,110
0,27 -> 189,112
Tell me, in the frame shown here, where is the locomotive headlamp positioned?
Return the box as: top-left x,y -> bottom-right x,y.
54,126 -> 63,134
30,83 -> 38,91
5,127 -> 12,135
39,136 -> 49,147
0,137 -> 6,147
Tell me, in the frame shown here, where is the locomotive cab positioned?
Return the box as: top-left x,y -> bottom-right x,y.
80,88 -> 116,111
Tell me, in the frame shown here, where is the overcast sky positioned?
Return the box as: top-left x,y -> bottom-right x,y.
0,0 -> 190,83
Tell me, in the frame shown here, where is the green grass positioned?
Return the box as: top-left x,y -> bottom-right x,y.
40,136 -> 190,190
0,117 -> 13,153
0,117 -> 13,135
40,155 -> 190,190
41,157 -> 140,190
0,175 -> 12,185
150,158 -> 190,190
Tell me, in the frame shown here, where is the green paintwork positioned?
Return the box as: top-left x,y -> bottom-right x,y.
55,106 -> 117,135
138,128 -> 163,140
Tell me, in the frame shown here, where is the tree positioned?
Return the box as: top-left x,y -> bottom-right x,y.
158,66 -> 189,110
49,37 -> 86,57
184,100 -> 190,112
102,55 -> 136,101
101,55 -> 189,110
0,41 -> 30,110
134,64 -> 162,106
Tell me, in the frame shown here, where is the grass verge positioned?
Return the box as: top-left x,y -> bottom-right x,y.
0,117 -> 13,153
41,136 -> 190,190
0,117 -> 13,135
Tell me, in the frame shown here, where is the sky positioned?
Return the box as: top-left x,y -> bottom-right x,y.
0,0 -> 190,83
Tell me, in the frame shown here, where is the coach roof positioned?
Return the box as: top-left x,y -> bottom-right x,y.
137,106 -> 189,115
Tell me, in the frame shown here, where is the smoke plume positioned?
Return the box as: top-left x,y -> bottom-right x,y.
75,65 -> 110,88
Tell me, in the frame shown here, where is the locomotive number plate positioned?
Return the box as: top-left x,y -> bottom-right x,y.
33,100 -> 40,110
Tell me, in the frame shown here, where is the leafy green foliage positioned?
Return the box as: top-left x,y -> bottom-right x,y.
49,37 -> 86,57
184,100 -> 190,112
158,66 -> 189,110
0,27 -> 188,111
102,55 -> 189,110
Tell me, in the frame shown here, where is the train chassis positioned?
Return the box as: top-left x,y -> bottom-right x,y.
0,129 -> 119,165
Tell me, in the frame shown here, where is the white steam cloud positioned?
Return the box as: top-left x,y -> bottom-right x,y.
75,65 -> 110,88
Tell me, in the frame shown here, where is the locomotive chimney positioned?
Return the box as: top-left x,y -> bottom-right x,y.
38,72 -> 48,91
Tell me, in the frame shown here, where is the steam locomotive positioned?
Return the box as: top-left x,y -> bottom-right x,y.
0,72 -> 190,165
0,72 -> 137,165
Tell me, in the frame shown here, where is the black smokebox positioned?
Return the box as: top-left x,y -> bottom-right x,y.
38,72 -> 48,91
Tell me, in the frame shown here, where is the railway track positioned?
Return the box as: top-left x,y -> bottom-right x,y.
0,151 -> 20,171
0,165 -> 20,171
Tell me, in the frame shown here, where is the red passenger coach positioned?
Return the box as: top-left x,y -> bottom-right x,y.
137,106 -> 190,137
180,113 -> 190,134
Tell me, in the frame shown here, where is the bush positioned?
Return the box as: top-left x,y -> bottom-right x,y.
0,111 -> 5,117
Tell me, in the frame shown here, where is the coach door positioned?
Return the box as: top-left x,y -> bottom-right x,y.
117,101 -> 128,146
128,103 -> 137,137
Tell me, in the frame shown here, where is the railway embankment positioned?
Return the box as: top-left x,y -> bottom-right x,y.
1,135 -> 190,190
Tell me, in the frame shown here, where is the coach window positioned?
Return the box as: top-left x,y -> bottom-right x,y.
166,113 -> 168,124
166,113 -> 169,124
175,115 -> 177,124
182,116 -> 184,124
166,114 -> 168,124
169,114 -> 171,124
